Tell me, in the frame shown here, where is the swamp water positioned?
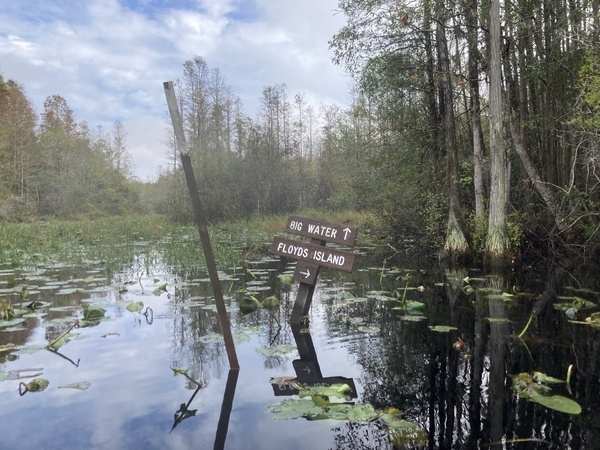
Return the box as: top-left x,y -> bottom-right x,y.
1,232 -> 600,449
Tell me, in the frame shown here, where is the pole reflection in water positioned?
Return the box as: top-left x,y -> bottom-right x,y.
214,368 -> 240,450
271,323 -> 357,399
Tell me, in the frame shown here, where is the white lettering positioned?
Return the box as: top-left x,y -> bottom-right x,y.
307,223 -> 338,239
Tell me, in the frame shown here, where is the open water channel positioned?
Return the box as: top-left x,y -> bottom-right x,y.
1,230 -> 599,449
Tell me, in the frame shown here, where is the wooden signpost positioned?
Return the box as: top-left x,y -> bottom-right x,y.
271,216 -> 358,324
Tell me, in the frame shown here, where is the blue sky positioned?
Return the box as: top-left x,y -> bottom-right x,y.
0,0 -> 350,180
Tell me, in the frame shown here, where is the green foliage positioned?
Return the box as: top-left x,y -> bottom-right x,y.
513,372 -> 582,415
571,50 -> 600,129
416,191 -> 447,249
466,212 -> 523,258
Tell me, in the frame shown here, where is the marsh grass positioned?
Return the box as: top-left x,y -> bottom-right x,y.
0,211 -> 379,274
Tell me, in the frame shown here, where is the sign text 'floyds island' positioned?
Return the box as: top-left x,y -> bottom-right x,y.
271,216 -> 358,278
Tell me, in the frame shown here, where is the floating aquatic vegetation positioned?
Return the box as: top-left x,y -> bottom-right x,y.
171,367 -> 202,387
0,343 -> 17,352
428,325 -> 459,333
485,292 -> 517,301
0,299 -> 15,321
357,325 -> 380,334
397,314 -> 427,322
59,381 -> 91,391
125,301 -> 145,313
81,304 -> 107,324
570,311 -> 600,328
19,377 -> 49,395
512,372 -> 581,414
262,295 -> 280,309
200,326 -> 262,344
554,296 -> 596,314
0,317 -> 26,329
239,295 -> 262,314
268,385 -> 427,445
392,300 -> 425,311
11,344 -> 46,355
256,344 -> 297,358
101,333 -> 120,338
278,274 -> 294,285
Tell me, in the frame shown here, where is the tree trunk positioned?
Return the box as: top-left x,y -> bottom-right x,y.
465,0 -> 486,219
437,0 -> 470,261
485,0 -> 511,266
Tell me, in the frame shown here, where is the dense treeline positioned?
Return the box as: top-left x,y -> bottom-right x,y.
151,56 -> 381,223
2,0 -> 600,265
328,0 -> 600,263
0,76 -> 140,219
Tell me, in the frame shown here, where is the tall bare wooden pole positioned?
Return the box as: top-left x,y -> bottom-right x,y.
163,81 -> 239,370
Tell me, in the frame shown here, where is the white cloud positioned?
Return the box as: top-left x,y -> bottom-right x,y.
0,0 -> 349,180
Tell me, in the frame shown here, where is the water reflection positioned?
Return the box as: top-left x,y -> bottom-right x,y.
1,246 -> 600,449
270,323 -> 357,399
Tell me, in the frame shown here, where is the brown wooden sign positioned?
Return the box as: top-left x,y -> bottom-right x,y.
271,236 -> 356,272
293,261 -> 319,284
286,216 -> 358,246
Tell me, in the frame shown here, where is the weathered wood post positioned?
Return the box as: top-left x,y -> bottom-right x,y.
163,81 -> 239,370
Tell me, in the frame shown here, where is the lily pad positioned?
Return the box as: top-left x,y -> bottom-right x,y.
262,295 -> 280,309
513,372 -> 581,414
357,326 -> 380,334
0,318 -> 26,328
428,325 -> 458,332
279,274 -> 294,285
388,420 -> 429,446
82,304 -> 106,321
24,377 -> 50,392
257,344 -> 297,358
126,301 -> 144,313
239,296 -> 262,314
267,399 -> 324,420
59,381 -> 91,391
392,301 -> 425,311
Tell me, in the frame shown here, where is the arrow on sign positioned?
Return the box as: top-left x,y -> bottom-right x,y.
343,227 -> 352,240
302,366 -> 311,375
299,268 -> 311,279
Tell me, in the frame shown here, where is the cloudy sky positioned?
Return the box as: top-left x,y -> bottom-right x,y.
0,0 -> 351,180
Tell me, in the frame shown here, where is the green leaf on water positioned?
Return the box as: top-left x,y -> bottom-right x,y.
533,372 -> 565,384
310,393 -> 330,408
388,421 -> 429,446
405,300 -> 425,310
0,318 -> 26,328
357,325 -> 380,334
25,377 -> 50,392
239,296 -> 262,314
126,301 -> 144,313
279,274 -> 294,285
513,372 -> 581,414
526,391 -> 582,415
267,399 -> 322,420
398,314 -> 427,322
257,344 -> 297,358
345,403 -> 379,422
428,325 -> 458,332
82,304 -> 106,321
84,275 -> 95,283
262,295 -> 280,309
199,332 -> 225,344
59,381 -> 91,391
0,343 -> 17,352
298,384 -> 352,400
